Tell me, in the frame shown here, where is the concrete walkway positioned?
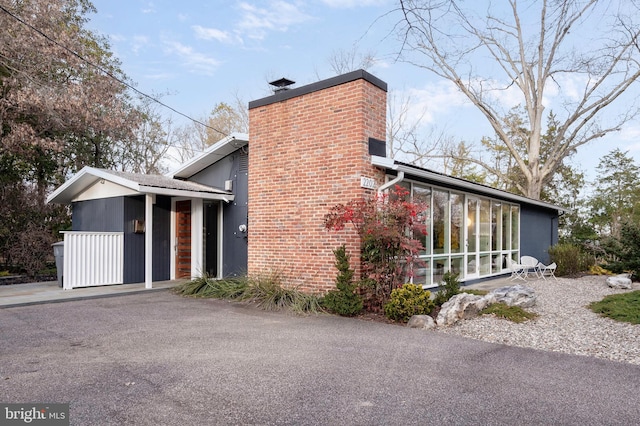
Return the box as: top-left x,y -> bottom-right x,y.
0,273 -> 525,308
0,279 -> 183,308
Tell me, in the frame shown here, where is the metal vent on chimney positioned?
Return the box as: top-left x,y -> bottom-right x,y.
269,77 -> 295,93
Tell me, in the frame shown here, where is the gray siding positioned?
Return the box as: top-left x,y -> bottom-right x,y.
72,195 -> 171,284
153,195 -> 171,281
189,149 -> 248,277
123,196 -> 145,284
520,204 -> 559,264
72,198 -> 124,232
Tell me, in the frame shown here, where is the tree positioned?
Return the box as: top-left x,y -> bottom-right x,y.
588,148 -> 640,238
205,99 -> 249,145
327,45 -> 376,75
0,0 -> 140,272
111,94 -> 173,175
397,0 -> 640,199
324,185 -> 427,308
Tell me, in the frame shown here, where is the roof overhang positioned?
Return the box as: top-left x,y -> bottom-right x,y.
371,155 -> 568,214
170,132 -> 249,179
47,166 -> 235,204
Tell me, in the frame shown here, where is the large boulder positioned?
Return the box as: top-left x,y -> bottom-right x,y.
489,285 -> 537,308
407,315 -> 436,330
436,293 -> 492,327
606,274 -> 632,289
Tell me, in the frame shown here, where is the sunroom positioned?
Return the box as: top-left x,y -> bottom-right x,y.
372,156 -> 564,287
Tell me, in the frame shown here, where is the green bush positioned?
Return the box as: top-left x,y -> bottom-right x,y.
589,290 -> 640,324
479,303 -> 538,323
384,284 -> 434,323
433,271 -> 461,306
322,245 -> 363,316
173,271 -> 323,314
548,243 -> 595,276
600,222 -> 640,280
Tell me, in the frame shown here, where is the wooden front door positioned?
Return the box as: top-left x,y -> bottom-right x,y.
175,200 -> 192,279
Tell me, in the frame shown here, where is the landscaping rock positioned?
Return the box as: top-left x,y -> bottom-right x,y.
606,274 -> 632,289
407,315 -> 436,330
490,284 -> 537,308
436,293 -> 491,327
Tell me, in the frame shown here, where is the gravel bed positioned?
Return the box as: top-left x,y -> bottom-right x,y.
437,276 -> 640,365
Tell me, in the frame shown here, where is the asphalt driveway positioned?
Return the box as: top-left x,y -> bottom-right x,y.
1,291 -> 639,425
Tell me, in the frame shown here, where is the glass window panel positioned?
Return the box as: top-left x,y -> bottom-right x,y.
413,186 -> 431,255
467,198 -> 477,253
479,254 -> 491,276
433,190 -> 449,254
433,257 -> 449,284
450,256 -> 464,279
511,205 -> 520,250
480,200 -> 491,252
491,253 -> 502,273
417,258 -> 432,288
492,202 -> 501,251
466,255 -> 477,275
502,205 -> 511,250
450,193 -> 463,253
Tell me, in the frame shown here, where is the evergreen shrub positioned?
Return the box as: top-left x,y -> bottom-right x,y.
322,245 -> 363,316
384,284 -> 434,322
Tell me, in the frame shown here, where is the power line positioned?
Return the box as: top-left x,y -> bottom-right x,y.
0,4 -> 229,137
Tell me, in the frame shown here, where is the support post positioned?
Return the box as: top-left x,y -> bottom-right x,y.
145,194 -> 154,289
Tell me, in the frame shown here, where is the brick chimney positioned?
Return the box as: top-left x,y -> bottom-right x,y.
248,70 -> 387,292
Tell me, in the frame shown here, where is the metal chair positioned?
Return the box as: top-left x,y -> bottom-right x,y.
506,257 -> 527,281
537,262 -> 558,280
521,256 -> 540,278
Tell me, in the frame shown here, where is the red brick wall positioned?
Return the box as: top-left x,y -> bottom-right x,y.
248,77 -> 387,293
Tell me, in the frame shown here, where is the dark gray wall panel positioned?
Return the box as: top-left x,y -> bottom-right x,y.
153,195 -> 171,281
520,205 -> 559,264
188,149 -> 248,277
72,198 -> 124,232
123,196 -> 145,284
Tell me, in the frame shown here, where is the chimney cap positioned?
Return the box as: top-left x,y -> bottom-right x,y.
269,77 -> 295,91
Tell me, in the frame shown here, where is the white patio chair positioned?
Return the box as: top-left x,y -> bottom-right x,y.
521,256 -> 540,278
537,262 -> 558,281
506,257 -> 527,281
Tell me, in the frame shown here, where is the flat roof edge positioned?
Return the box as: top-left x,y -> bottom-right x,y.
248,70 -> 387,110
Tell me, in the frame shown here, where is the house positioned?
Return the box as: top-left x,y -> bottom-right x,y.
47,69 -> 564,291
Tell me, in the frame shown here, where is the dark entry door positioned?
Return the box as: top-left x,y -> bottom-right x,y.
204,201 -> 218,277
175,200 -> 191,279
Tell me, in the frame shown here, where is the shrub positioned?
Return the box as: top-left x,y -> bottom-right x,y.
480,303 -> 538,323
433,271 -> 461,306
322,245 -> 363,316
384,284 -> 434,322
600,221 -> 640,280
173,273 -> 247,298
173,271 -> 323,314
588,290 -> 640,324
589,265 -> 613,276
324,185 -> 427,307
548,243 -> 595,276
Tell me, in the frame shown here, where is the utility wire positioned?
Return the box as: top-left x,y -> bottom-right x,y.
0,4 -> 229,138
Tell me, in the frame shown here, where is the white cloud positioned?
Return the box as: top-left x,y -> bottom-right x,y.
163,41 -> 221,76
399,80 -> 472,124
192,25 -> 234,43
141,1 -> 156,14
131,35 -> 150,54
619,123 -> 640,144
236,1 -> 312,40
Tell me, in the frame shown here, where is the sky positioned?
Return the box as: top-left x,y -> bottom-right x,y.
85,0 -> 640,186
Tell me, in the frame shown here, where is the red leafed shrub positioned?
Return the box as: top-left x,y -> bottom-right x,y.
324,185 -> 428,308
